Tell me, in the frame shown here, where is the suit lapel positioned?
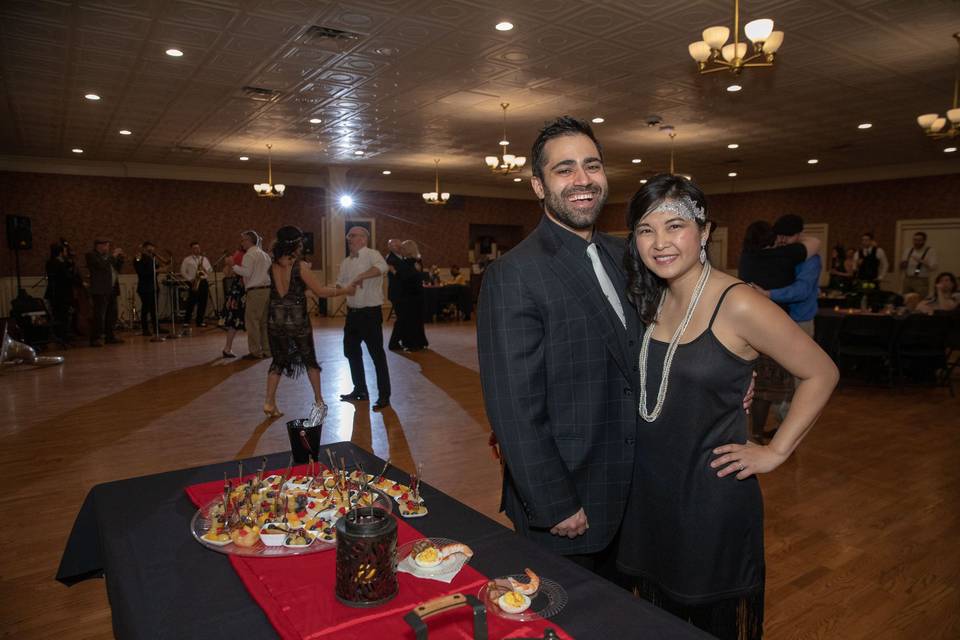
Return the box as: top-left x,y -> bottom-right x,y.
538,221 -> 631,379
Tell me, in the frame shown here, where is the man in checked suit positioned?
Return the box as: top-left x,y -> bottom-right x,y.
478,117 -> 640,579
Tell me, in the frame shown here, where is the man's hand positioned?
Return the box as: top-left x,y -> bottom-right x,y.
350,279 -> 364,289
549,508 -> 588,539
743,372 -> 756,413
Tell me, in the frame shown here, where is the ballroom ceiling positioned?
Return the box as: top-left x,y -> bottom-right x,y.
1,0 -> 958,198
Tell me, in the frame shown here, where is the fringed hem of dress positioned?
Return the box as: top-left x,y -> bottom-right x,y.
269,358 -> 321,379
633,575 -> 764,640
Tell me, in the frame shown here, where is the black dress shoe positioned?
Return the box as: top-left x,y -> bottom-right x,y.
339,390 -> 369,402
222,351 -> 237,358
373,398 -> 390,411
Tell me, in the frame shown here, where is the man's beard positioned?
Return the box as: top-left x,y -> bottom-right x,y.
543,183 -> 607,230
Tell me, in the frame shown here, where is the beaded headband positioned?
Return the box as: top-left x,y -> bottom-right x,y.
640,195 -> 706,224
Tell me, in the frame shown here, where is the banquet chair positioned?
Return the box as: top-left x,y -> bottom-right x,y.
835,314 -> 897,386
893,314 -> 952,393
937,314 -> 960,396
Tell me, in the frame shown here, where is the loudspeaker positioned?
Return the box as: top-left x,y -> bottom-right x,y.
5,215 -> 32,250
302,231 -> 314,256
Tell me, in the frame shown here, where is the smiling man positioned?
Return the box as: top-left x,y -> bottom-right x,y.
477,116 -> 641,581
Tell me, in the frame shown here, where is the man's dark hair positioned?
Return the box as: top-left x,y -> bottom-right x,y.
530,116 -> 603,181
773,214 -> 804,236
914,231 -> 927,241
142,241 -> 154,249
190,241 -> 199,247
862,232 -> 874,239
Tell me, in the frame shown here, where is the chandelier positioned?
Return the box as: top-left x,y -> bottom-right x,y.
422,159 -> 450,205
253,144 -> 285,198
484,103 -> 527,174
917,33 -> 960,140
687,0 -> 783,75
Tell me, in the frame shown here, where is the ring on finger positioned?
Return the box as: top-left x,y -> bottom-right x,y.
738,462 -> 744,471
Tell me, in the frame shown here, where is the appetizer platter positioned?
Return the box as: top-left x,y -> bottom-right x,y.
478,569 -> 568,621
396,537 -> 474,579
191,455 -> 394,556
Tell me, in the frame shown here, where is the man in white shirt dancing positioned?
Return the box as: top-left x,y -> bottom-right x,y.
336,227 -> 391,410
232,230 -> 273,359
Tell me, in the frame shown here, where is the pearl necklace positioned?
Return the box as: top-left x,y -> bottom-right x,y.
638,262 -> 712,422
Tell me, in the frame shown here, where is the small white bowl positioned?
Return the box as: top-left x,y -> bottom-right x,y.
259,524 -> 288,546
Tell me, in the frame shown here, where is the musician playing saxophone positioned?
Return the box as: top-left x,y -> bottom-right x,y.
180,241 -> 213,327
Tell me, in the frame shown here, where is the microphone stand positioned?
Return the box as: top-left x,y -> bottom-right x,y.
210,252 -> 228,325
150,254 -> 165,342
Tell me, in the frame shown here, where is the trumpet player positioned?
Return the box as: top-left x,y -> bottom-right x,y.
180,241 -> 212,327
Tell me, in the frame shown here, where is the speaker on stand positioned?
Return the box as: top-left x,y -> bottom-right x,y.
6,215 -> 33,294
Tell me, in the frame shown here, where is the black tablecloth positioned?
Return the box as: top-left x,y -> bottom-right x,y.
422,285 -> 473,322
57,442 -> 710,640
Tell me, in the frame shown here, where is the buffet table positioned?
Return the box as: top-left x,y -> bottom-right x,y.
57,442 -> 710,639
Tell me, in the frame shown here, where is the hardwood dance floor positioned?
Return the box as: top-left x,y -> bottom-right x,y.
1,318 -> 957,638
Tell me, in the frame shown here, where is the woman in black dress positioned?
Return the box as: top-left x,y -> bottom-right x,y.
263,226 -> 353,418
392,240 -> 429,351
618,175 -> 838,639
220,248 -> 246,358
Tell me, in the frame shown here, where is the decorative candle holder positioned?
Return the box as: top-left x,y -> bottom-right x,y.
335,506 -> 398,607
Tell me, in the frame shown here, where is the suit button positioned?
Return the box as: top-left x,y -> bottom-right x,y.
629,340 -> 635,347
623,387 -> 632,396
624,437 -> 635,445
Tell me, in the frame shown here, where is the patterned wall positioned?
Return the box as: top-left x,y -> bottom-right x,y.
0,171 -> 541,278
596,173 -> 960,268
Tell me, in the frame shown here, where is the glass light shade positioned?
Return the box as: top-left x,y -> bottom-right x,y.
722,42 -> 747,62
515,156 -> 527,167
764,31 -> 784,53
932,117 -> 947,132
502,153 -> 515,164
253,184 -> 261,192
485,156 -> 499,168
441,192 -> 450,201
947,108 -> 960,124
499,139 -> 509,146
744,19 -> 774,43
702,26 -> 729,50
275,184 -> 285,193
917,113 -> 939,128
688,41 -> 712,62
422,193 -> 430,202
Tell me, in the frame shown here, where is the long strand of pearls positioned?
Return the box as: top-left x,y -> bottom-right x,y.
638,262 -> 712,422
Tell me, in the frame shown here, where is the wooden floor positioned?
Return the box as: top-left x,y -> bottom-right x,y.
1,318 -> 957,638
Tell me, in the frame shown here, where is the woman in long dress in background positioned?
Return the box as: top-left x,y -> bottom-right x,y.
616,174 -> 838,640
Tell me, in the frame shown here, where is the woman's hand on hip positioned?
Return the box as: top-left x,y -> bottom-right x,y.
710,441 -> 788,479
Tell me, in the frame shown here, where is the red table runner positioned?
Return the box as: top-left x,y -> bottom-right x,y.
186,467 -> 571,640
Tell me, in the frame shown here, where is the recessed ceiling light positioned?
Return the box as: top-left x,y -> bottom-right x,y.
726,84 -> 742,92
591,117 -> 605,124
945,147 -> 958,153
354,150 -> 364,155
165,48 -> 183,57
309,118 -> 322,124
639,179 -> 648,184
513,177 -> 522,182
495,21 -> 514,31
631,158 -> 642,164
239,156 -> 249,161
382,170 -> 392,175
71,148 -> 83,154
118,129 -> 132,135
807,158 -> 819,164
727,143 -> 739,149
84,93 -> 100,101
857,122 -> 873,129
728,172 -> 738,177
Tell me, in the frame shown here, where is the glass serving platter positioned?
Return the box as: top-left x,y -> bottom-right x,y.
478,575 -> 568,622
190,489 -> 393,557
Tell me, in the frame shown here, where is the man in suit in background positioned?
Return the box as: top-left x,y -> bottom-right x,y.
85,238 -> 125,347
478,117 -> 640,581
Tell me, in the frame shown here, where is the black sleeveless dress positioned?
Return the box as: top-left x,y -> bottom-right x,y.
267,261 -> 320,378
618,283 -> 765,640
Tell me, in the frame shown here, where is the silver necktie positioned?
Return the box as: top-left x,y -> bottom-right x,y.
586,243 -> 626,329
